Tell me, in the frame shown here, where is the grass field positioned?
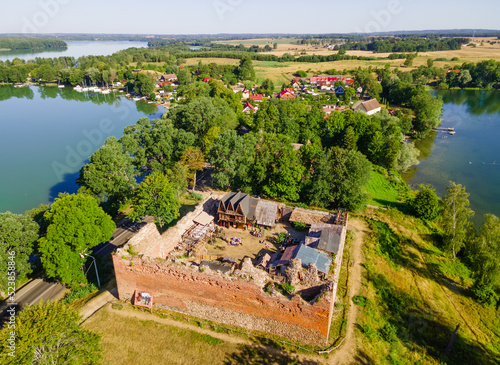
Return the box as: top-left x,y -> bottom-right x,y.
83,304 -> 318,364
352,208 -> 500,364
365,166 -> 409,209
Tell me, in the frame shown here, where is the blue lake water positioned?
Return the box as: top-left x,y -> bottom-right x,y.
403,90 -> 500,223
0,85 -> 165,214
0,41 -> 148,62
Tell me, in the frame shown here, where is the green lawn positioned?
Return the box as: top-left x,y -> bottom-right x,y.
365,167 -> 403,208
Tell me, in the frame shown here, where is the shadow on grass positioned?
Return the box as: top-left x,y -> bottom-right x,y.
158,203 -> 197,233
372,198 -> 410,213
223,344 -> 318,365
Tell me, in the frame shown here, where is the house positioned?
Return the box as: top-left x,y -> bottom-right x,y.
249,94 -> 263,102
241,88 -> 250,99
218,192 -> 258,228
203,77 -> 211,83
218,192 -> 278,228
334,86 -> 345,96
160,74 -> 178,83
277,88 -> 295,99
243,102 -> 258,113
352,99 -> 382,116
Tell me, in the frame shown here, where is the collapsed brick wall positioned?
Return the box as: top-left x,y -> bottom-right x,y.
126,194 -> 222,258
113,255 -> 334,345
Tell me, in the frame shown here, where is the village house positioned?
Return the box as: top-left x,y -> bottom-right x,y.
277,88 -> 296,99
243,102 -> 258,113
352,99 -> 382,116
160,74 -> 178,83
249,94 -> 263,102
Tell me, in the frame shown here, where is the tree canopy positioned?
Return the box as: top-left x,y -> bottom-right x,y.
0,301 -> 101,364
0,213 -> 39,292
38,193 -> 115,285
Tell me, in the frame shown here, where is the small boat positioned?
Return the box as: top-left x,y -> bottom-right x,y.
58,84 -> 65,88
448,131 -> 456,135
101,89 -> 110,94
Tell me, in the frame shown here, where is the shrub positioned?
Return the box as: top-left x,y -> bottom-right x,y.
411,185 -> 440,220
292,221 -> 308,231
380,323 -> 398,342
472,283 -> 500,307
189,191 -> 203,202
63,283 -> 98,304
352,295 -> 367,306
282,282 -> 295,294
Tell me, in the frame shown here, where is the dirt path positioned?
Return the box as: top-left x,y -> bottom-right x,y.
326,218 -> 368,365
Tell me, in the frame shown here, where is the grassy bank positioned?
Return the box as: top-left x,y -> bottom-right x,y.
353,208 -> 500,364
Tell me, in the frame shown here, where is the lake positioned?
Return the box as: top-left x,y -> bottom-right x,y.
0,41 -> 148,62
403,90 -> 500,223
0,85 -> 165,214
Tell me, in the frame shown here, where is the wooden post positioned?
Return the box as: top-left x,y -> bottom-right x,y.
445,324 -> 460,355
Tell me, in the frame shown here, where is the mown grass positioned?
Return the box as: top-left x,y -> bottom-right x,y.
83,305 -> 317,364
354,209 -> 500,365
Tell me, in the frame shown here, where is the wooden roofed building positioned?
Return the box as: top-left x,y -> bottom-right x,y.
218,192 -> 258,228
218,192 -> 278,228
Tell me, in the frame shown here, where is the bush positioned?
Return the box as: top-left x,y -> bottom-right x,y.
63,283 -> 98,304
411,185 -> 440,220
472,283 -> 500,307
282,282 -> 295,294
380,323 -> 398,342
189,191 -> 203,202
292,221 -> 308,231
352,295 -> 367,306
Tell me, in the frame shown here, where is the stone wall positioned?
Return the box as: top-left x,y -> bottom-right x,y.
125,194 -> 222,259
113,255 -> 334,345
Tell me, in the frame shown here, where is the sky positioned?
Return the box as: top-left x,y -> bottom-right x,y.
1,0 -> 499,35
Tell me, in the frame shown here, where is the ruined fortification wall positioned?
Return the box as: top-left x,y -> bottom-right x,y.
113,255 -> 334,345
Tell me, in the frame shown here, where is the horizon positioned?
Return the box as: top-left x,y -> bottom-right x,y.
1,0 -> 499,35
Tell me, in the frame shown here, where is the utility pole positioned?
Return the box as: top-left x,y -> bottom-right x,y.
80,253 -> 101,289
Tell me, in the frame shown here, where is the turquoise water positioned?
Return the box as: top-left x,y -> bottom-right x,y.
0,85 -> 165,214
0,41 -> 147,62
404,90 -> 500,223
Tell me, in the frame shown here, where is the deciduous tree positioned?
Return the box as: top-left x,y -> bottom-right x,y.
38,193 -> 115,285
0,213 -> 39,292
0,301 -> 101,364
441,182 -> 474,258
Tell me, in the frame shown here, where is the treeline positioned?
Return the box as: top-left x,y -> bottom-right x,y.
0,37 -> 67,51
339,37 -> 469,53
444,59 -> 500,89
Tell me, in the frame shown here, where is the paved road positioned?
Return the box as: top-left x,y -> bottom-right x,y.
0,279 -> 66,326
93,215 -> 154,257
0,216 -> 152,326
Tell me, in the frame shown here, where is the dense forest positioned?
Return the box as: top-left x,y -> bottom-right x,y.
0,37 -> 67,51
339,37 -> 469,53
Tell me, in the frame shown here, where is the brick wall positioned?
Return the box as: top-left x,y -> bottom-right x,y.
113,255 -> 334,345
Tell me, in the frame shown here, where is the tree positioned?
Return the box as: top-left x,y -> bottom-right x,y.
308,147 -> 371,211
79,136 -> 137,209
410,92 -> 443,134
468,214 -> 500,305
128,172 -> 180,229
180,147 -> 205,191
396,141 -> 420,171
427,58 -> 434,68
458,69 -> 472,87
237,56 -> 255,81
133,73 -> 155,96
441,182 -> 474,258
38,193 -> 116,285
0,213 -> 39,292
404,53 -> 417,67
0,301 -> 101,364
411,185 -> 440,220
258,78 -> 275,96
176,69 -> 192,86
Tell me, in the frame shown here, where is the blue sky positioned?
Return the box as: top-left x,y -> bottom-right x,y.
2,0 -> 499,34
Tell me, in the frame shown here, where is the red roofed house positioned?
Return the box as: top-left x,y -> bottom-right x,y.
249,94 -> 263,102
243,102 -> 258,113
277,88 -> 295,99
